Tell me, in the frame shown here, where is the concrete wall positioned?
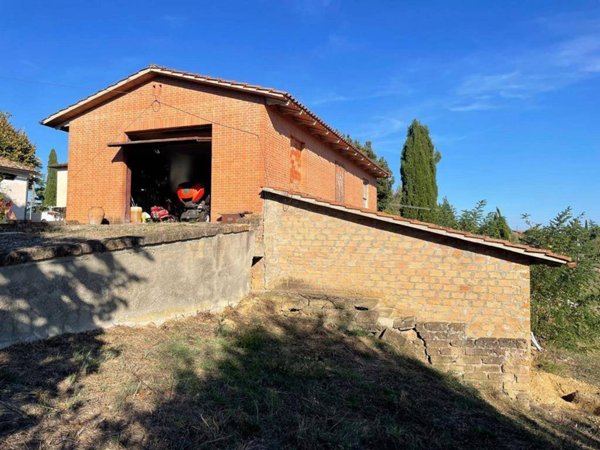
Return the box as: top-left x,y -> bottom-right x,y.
261,193 -> 532,397
56,168 -> 68,207
0,228 -> 254,348
0,175 -> 29,220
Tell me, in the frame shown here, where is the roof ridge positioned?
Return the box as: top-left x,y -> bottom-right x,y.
40,65 -> 389,178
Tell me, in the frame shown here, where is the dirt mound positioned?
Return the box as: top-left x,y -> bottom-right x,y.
531,370 -> 600,415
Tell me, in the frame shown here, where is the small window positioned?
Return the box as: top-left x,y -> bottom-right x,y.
363,179 -> 369,208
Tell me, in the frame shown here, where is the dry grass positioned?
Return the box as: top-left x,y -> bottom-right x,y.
0,293 -> 599,449
534,347 -> 600,389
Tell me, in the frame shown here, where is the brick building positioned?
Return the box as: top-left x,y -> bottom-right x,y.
259,188 -> 572,398
42,65 -> 387,224
41,65 -> 573,398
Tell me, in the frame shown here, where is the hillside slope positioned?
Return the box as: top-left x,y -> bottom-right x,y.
0,292 -> 598,449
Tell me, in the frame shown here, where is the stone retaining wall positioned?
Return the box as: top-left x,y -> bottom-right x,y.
270,291 -> 530,399
381,322 -> 529,400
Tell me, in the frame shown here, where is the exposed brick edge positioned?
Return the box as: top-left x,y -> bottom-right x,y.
262,187 -> 573,266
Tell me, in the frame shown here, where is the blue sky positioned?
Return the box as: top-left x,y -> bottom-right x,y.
1,0 -> 598,228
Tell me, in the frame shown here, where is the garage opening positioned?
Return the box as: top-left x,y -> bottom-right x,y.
114,125 -> 212,221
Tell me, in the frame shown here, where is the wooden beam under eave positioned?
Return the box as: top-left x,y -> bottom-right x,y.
308,128 -> 329,137
278,108 -> 300,116
266,98 -> 289,107
294,115 -> 317,125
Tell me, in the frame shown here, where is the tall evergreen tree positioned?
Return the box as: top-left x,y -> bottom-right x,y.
44,149 -> 58,206
400,119 -> 441,221
0,112 -> 40,168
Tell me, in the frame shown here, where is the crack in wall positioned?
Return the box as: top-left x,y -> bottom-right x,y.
413,328 -> 432,364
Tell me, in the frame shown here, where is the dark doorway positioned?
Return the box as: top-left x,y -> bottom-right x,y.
127,141 -> 211,217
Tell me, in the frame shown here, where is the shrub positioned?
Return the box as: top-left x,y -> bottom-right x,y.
520,209 -> 600,350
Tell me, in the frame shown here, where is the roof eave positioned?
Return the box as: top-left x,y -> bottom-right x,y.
267,97 -> 390,178
40,67 -> 156,129
0,166 -> 38,175
261,187 -> 572,267
39,65 -> 391,178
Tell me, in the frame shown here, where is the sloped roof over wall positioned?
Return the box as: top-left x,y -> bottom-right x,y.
0,156 -> 37,174
262,187 -> 574,267
40,65 -> 389,178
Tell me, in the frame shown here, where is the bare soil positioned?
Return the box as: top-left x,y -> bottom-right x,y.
0,292 -> 599,449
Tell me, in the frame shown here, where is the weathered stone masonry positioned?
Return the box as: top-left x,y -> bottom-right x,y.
260,191 -> 534,398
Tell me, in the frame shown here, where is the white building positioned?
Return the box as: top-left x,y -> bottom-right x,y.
0,156 -> 36,220
50,163 -> 68,208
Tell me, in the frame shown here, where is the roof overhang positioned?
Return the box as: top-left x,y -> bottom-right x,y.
49,163 -> 68,170
0,162 -> 38,175
265,98 -> 389,178
0,167 -> 37,176
40,65 -> 389,178
262,187 -> 574,267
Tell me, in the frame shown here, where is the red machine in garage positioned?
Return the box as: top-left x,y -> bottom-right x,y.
177,182 -> 210,222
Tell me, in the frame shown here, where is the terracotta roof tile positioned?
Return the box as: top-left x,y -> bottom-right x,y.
0,156 -> 37,173
40,65 -> 389,178
262,186 -> 574,266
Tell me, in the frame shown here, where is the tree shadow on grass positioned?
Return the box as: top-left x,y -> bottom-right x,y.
89,310 -> 599,450
0,235 -> 151,444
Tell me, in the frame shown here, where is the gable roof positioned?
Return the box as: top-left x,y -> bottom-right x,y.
262,186 -> 574,267
40,65 -> 389,179
0,156 -> 37,174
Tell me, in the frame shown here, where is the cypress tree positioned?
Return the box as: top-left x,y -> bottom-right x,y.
44,149 -> 58,206
400,119 -> 441,221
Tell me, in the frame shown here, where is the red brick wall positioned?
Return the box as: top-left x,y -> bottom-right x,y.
64,78 -> 379,223
262,194 -> 531,341
263,108 -> 378,210
66,77 -> 266,223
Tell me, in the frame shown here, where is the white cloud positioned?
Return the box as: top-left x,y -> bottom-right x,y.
554,35 -> 600,73
448,10 -> 600,112
448,101 -> 499,112
355,116 -> 406,140
309,82 -> 412,106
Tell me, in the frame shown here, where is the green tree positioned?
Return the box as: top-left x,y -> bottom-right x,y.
457,200 -> 487,233
375,156 -> 394,212
44,149 -> 58,206
433,197 -> 458,229
479,208 -> 512,240
400,120 -> 441,221
344,135 -> 395,212
520,209 -> 600,349
0,112 -> 40,168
